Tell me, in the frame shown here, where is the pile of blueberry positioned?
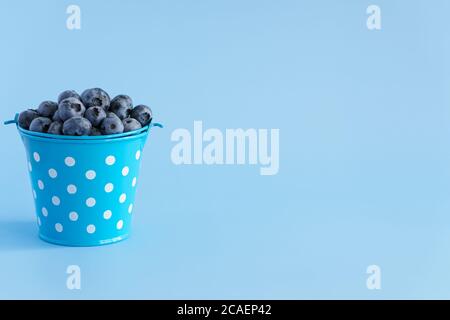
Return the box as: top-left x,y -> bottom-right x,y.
18,88 -> 153,136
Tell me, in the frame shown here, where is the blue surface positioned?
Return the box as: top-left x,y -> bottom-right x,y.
1,0 -> 450,299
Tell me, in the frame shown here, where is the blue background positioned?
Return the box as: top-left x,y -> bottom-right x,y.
1,0 -> 450,299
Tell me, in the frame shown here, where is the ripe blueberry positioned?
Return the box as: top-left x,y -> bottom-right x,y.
130,105 -> 152,126
29,117 -> 52,133
122,118 -> 142,132
85,106 -> 106,127
58,90 -> 81,103
48,121 -> 63,135
81,88 -> 110,110
109,95 -> 133,120
37,101 -> 58,118
62,116 -> 92,136
18,109 -> 39,129
52,109 -> 61,121
100,114 -> 124,135
58,97 -> 86,121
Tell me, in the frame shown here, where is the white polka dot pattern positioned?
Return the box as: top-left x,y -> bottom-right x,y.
69,211 -> 78,221
52,196 -> 60,206
48,168 -> 57,178
104,183 -> 114,193
86,197 -> 96,207
26,147 -> 143,243
65,156 -> 75,167
103,210 -> 112,220
85,170 -> 96,180
86,224 -> 96,234
105,155 -> 115,165
55,223 -> 63,233
67,184 -> 77,194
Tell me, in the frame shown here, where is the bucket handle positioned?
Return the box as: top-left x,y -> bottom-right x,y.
4,113 -> 18,125
150,122 -> 163,129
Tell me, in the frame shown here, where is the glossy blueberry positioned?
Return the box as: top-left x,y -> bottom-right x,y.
47,121 -> 63,135
109,95 -> 133,120
90,127 -> 102,136
52,109 -> 61,121
107,112 -> 120,119
62,116 -> 92,136
100,114 -> 124,135
17,89 -> 156,136
122,118 -> 142,132
84,106 -> 107,127
58,90 -> 81,103
130,104 -> 152,126
81,88 -> 110,110
37,101 -> 58,117
29,117 -> 52,133
58,97 -> 86,121
18,109 -> 39,129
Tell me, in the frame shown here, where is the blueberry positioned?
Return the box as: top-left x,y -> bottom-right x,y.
58,97 -> 86,121
81,88 -> 110,110
130,105 -> 152,126
62,116 -> 92,136
107,112 -> 120,119
58,90 -> 81,103
47,121 -> 63,135
52,109 -> 61,121
29,117 -> 52,133
90,127 -> 102,136
84,106 -> 106,127
37,100 -> 58,117
18,109 -> 39,129
100,114 -> 124,135
122,118 -> 142,132
109,95 -> 133,120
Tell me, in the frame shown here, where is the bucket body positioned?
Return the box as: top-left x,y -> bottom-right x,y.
18,126 -> 151,246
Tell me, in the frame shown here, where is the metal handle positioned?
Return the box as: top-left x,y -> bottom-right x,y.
3,113 -> 19,125
150,122 -> 163,129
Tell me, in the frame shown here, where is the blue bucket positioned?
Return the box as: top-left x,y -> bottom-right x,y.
4,114 -> 162,246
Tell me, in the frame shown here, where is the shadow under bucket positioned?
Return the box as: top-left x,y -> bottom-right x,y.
5,114 -> 162,246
